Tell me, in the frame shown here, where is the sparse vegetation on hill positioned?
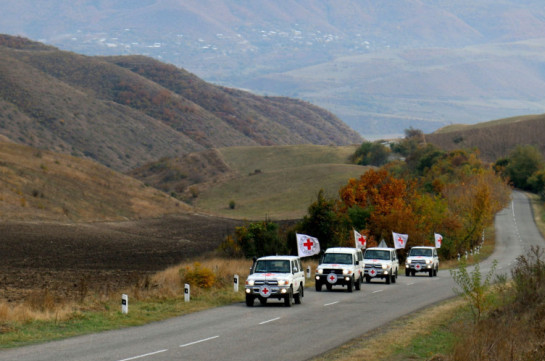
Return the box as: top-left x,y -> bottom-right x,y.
0,34 -> 362,172
0,142 -> 190,222
426,114 -> 545,163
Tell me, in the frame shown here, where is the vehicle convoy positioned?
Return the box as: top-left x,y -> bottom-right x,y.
363,247 -> 399,284
245,255 -> 305,307
405,246 -> 439,277
315,247 -> 364,292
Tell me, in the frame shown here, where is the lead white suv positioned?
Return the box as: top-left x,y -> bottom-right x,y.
315,247 -> 364,292
405,246 -> 439,277
245,255 -> 305,307
363,247 -> 399,284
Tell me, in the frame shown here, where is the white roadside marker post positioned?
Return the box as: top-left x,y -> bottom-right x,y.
307,266 -> 311,279
234,274 -> 239,292
184,283 -> 190,302
121,294 -> 128,314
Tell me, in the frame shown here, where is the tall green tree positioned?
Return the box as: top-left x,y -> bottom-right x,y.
504,145 -> 545,190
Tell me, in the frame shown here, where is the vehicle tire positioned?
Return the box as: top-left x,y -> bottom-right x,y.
355,276 -> 361,290
411,270 -> 416,276
366,276 -> 371,283
294,285 -> 303,304
429,269 -> 433,277
405,269 -> 410,277
245,295 -> 254,307
392,270 -> 397,283
259,297 -> 267,306
434,266 -> 438,277
315,282 -> 322,292
347,278 -> 354,292
284,288 -> 294,307
386,274 -> 391,284
326,284 -> 332,291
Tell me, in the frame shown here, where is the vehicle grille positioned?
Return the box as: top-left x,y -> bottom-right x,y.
322,269 -> 343,275
254,280 -> 279,286
365,264 -> 382,269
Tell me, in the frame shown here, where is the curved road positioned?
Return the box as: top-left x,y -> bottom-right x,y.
1,191 -> 542,361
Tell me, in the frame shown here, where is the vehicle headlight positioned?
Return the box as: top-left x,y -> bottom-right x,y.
277,279 -> 288,286
342,269 -> 352,275
317,268 -> 323,274
382,264 -> 390,269
426,259 -> 432,264
407,259 -> 412,264
246,280 -> 254,286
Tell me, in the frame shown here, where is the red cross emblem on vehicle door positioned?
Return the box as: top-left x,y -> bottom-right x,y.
327,273 -> 338,284
303,238 -> 314,250
259,286 -> 271,298
369,269 -> 377,277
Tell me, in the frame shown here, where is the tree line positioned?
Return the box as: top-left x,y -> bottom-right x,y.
221,128 -> 515,260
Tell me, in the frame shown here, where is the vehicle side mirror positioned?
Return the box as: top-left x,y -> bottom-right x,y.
293,267 -> 298,273
355,260 -> 360,265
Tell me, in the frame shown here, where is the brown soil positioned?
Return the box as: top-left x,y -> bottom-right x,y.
0,214 -> 244,302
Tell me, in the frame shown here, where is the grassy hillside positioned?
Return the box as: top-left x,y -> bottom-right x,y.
191,145 -> 368,220
0,141 -> 190,222
0,35 -> 362,172
426,114 -> 545,163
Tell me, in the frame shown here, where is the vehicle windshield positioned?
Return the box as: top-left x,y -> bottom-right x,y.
254,260 -> 290,273
364,250 -> 390,260
409,248 -> 432,257
322,253 -> 352,265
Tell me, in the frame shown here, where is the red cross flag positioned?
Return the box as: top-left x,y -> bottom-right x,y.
296,233 -> 320,257
354,229 -> 366,249
434,233 -> 443,249
392,231 -> 408,249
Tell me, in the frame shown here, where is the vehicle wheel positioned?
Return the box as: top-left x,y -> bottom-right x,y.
355,276 -> 361,290
284,288 -> 294,307
434,266 -> 438,277
315,282 -> 322,292
259,297 -> 267,306
392,270 -> 397,283
347,278 -> 354,292
429,269 -> 433,277
245,295 -> 254,307
386,274 -> 391,284
411,270 -> 416,276
326,284 -> 332,291
294,285 -> 303,304
366,276 -> 371,283
405,269 -> 410,277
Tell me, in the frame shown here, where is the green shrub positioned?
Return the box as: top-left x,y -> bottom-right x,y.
181,262 -> 216,288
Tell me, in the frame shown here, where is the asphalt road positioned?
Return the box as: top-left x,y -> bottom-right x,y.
0,191 -> 541,361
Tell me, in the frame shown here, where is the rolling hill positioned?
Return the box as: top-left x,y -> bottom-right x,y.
425,114 -> 545,163
0,35 -> 362,172
131,144 -> 369,220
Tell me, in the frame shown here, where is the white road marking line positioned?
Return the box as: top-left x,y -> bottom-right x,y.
180,335 -> 219,348
259,317 -> 281,325
407,282 -> 415,286
372,290 -> 383,294
324,301 -> 340,306
117,349 -> 168,361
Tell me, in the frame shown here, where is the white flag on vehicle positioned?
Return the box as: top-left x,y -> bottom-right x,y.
434,233 -> 443,249
354,229 -> 366,249
296,233 -> 320,257
392,231 -> 408,249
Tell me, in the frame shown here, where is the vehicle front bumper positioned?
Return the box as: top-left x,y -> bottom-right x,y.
315,274 -> 353,285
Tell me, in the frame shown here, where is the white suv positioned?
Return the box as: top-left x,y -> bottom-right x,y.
245,255 -> 305,307
405,246 -> 439,277
315,247 -> 364,292
363,247 -> 399,284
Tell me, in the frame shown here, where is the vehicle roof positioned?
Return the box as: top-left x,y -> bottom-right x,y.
410,246 -> 436,249
324,247 -> 362,254
365,247 -> 395,251
256,255 -> 300,261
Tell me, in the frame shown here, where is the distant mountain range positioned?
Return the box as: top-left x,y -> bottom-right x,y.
0,35 -> 361,171
2,1 -> 545,138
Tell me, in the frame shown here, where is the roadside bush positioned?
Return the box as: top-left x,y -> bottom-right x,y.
181,262 -> 216,288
